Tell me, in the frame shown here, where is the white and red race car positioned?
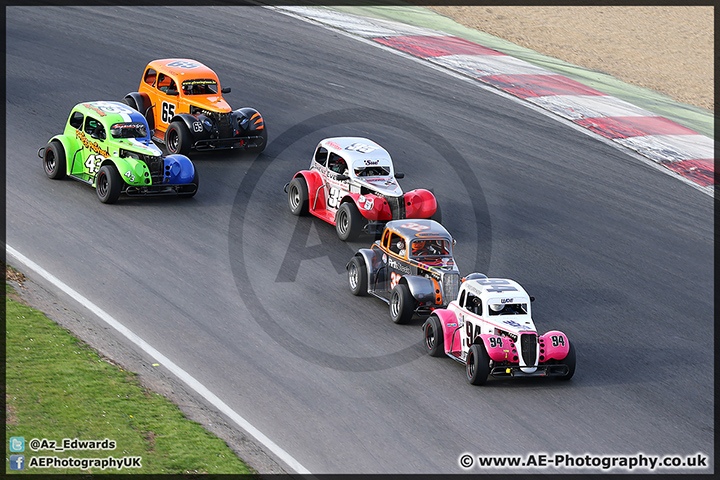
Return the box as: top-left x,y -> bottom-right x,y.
285,137 -> 440,241
422,274 -> 576,385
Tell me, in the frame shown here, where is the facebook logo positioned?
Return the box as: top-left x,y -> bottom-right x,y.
9,454 -> 25,470
9,436 -> 25,452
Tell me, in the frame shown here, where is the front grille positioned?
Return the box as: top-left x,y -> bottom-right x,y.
213,112 -> 233,138
442,273 -> 459,304
385,196 -> 406,219
520,333 -> 537,366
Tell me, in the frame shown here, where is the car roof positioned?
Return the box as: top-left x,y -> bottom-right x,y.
462,278 -> 530,300
146,58 -> 220,82
384,219 -> 452,240
320,137 -> 393,169
73,101 -> 148,126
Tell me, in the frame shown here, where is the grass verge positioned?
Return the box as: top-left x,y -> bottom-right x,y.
5,271 -> 256,475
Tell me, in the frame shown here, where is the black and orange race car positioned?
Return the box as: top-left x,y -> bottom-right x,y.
123,59 -> 266,155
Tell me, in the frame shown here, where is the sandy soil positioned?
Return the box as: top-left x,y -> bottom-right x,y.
423,5 -> 713,112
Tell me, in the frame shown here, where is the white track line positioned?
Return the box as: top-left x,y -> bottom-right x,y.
6,244 -> 312,476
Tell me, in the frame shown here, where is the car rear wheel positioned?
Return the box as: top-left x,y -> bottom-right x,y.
389,283 -> 415,324
335,202 -> 363,241
166,121 -> 191,155
288,177 -> 309,216
348,256 -> 368,296
122,96 -> 139,111
43,142 -> 66,179
424,315 -> 445,357
466,343 -> 491,385
556,342 -> 576,381
96,165 -> 122,204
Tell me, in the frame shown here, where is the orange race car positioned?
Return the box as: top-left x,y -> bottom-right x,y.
122,59 -> 267,155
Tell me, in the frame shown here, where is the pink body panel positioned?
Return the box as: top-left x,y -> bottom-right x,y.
434,309 -> 463,355
478,334 -> 518,363
538,330 -> 570,362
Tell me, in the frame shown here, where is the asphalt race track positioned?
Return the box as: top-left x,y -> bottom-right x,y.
6,6 -> 713,474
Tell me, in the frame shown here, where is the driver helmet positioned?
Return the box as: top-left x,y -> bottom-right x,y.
490,303 -> 504,312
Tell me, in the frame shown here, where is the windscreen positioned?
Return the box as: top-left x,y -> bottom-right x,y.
182,79 -> 219,95
110,122 -> 148,139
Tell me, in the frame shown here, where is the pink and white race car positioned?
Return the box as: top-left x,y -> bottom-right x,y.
422,274 -> 576,385
285,137 -> 440,241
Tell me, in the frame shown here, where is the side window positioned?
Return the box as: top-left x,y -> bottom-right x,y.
328,152 -> 348,174
382,229 -> 391,249
143,68 -> 157,87
458,290 -> 466,308
157,73 -> 176,93
84,117 -> 106,141
465,293 -> 482,315
388,233 -> 406,256
314,146 -> 328,166
69,111 -> 84,130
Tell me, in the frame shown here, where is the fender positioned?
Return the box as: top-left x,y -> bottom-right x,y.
294,170 -> 326,212
475,333 -> 519,364
99,157 -> 150,187
47,135 -> 82,175
348,249 -> 383,294
342,192 -> 393,221
401,275 -> 435,304
169,113 -> 200,137
349,249 -> 377,277
234,107 -> 265,132
162,154 -> 195,185
432,308 -> 462,354
124,92 -> 153,127
538,330 -> 571,362
404,188 -> 437,219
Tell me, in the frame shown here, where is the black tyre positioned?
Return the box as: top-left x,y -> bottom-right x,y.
122,96 -> 139,111
96,165 -> 122,204
182,168 -> 199,198
166,121 -> 191,155
424,315 -> 445,357
348,256 -> 368,296
43,142 -> 66,179
287,177 -> 309,216
430,199 -> 442,223
247,126 -> 268,154
466,343 -> 491,385
557,342 -> 576,381
389,283 -> 415,324
335,202 -> 363,241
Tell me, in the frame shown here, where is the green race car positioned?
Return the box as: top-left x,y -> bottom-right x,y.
39,101 -> 198,203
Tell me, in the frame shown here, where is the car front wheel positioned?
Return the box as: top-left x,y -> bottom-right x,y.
166,121 -> 191,155
466,343 -> 491,385
335,202 -> 363,241
96,165 -> 122,204
557,342 -> 576,381
389,283 -> 415,324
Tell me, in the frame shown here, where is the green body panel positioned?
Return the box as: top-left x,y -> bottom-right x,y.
52,101 -> 163,187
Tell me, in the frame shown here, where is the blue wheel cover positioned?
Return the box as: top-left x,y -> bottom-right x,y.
163,155 -> 195,184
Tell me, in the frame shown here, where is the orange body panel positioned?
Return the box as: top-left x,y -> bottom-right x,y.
137,58 -> 233,136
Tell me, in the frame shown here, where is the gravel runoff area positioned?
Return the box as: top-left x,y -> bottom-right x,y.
423,5 -> 713,112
